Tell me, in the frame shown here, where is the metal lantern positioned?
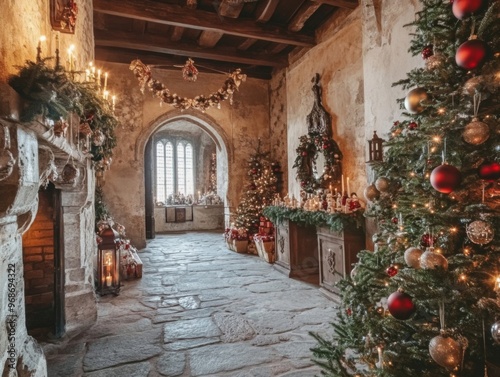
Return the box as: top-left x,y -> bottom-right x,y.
97,227 -> 121,295
368,131 -> 384,162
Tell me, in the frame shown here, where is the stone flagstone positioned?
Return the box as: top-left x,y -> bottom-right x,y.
45,231 -> 338,377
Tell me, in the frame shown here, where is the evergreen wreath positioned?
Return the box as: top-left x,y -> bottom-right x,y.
293,131 -> 342,193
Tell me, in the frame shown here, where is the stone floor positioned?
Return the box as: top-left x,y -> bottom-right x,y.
44,231 -> 339,377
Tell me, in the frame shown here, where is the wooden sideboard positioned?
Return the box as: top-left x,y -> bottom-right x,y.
274,220 -> 319,285
316,225 -> 365,301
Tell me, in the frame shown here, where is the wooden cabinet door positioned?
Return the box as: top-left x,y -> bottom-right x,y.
318,236 -> 345,295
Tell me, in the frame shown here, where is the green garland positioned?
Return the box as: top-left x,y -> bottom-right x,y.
292,131 -> 342,193
263,205 -> 363,233
8,59 -> 117,163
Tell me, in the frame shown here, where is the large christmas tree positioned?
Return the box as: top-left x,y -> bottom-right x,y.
234,144 -> 280,235
312,1 -> 500,376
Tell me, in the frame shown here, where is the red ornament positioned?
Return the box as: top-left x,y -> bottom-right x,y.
301,151 -> 308,157
408,121 -> 418,130
300,181 -> 306,187
479,162 -> 500,181
391,217 -> 398,224
456,39 -> 487,70
420,233 -> 437,248
387,291 -> 416,320
430,164 -> 462,194
322,144 -> 329,150
452,0 -> 484,19
251,169 -> 257,174
386,265 -> 399,277
422,45 -> 434,60
346,308 -> 352,316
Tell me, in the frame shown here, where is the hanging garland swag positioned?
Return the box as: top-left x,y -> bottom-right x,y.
129,59 -> 246,112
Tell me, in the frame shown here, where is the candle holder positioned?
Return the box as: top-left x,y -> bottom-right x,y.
96,225 -> 121,296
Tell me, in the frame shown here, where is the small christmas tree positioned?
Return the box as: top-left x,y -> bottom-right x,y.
234,143 -> 279,235
311,1 -> 500,376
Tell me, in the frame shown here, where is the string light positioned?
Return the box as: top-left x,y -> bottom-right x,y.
432,136 -> 441,143
495,276 -> 500,291
459,274 -> 467,282
450,227 -> 458,233
437,107 -> 446,115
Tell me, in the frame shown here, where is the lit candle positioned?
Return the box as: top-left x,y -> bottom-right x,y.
341,174 -> 344,194
105,275 -> 112,287
97,69 -> 101,87
37,35 -> 46,62
104,72 -> 108,91
67,45 -> 75,71
347,177 -> 350,196
103,90 -> 109,100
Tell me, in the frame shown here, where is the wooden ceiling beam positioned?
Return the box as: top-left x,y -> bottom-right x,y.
94,29 -> 287,67
238,38 -> 257,51
171,26 -> 185,42
255,0 -> 280,23
94,46 -> 273,79
310,0 -> 358,9
288,2 -> 322,32
93,0 -> 315,47
198,0 -> 244,48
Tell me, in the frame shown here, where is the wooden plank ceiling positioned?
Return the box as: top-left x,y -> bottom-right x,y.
93,0 -> 358,79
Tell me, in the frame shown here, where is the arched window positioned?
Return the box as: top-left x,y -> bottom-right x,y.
155,138 -> 194,203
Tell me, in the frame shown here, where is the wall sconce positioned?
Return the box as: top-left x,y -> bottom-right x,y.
368,131 -> 385,162
97,226 -> 120,295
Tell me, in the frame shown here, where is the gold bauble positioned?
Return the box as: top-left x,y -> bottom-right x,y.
404,247 -> 423,269
420,249 -> 448,270
429,335 -> 462,370
364,184 -> 380,202
463,76 -> 484,96
425,53 -> 445,70
466,220 -> 494,245
463,119 -> 490,145
375,177 -> 390,192
404,88 -> 428,114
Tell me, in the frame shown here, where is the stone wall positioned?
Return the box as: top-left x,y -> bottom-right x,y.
0,1 -> 95,376
284,8 -> 366,199
97,62 -> 270,247
0,0 -> 94,81
268,68 -> 288,195
362,0 -> 422,142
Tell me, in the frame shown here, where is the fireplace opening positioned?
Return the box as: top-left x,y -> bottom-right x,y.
22,182 -> 65,339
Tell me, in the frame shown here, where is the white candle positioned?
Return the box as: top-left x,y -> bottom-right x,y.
347,177 -> 350,196
341,174 -> 344,194
85,69 -> 90,81
105,275 -> 112,287
104,72 -> 108,91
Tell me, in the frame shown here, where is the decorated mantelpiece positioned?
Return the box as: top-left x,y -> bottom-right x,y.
263,204 -> 364,233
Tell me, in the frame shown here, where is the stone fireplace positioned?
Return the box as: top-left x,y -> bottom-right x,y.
0,85 -> 98,376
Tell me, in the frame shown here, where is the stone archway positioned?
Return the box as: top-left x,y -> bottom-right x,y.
137,109 -> 232,238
